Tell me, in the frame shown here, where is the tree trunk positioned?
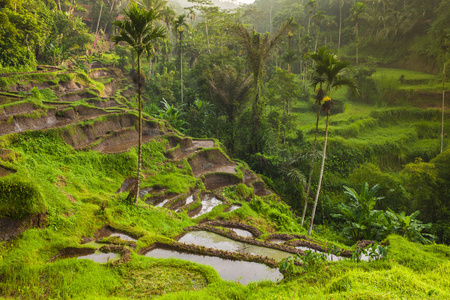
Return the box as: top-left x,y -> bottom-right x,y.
95,1 -> 104,36
301,101 -> 321,226
355,19 -> 359,65
180,33 -> 184,102
308,110 -> 330,236
135,54 -> 143,204
251,79 -> 261,154
338,4 -> 342,50
442,53 -> 446,153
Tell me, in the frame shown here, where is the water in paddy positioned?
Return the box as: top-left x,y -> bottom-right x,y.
227,204 -> 241,212
176,195 -> 195,212
191,195 -> 222,218
228,228 -> 253,238
145,248 -> 282,285
268,239 -> 286,244
155,198 -> 171,208
296,246 -> 375,262
77,252 -> 118,263
179,231 -> 291,262
110,233 -> 137,241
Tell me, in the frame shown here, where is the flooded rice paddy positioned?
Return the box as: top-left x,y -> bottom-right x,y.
145,248 -> 282,285
191,195 -> 222,218
179,231 -> 291,262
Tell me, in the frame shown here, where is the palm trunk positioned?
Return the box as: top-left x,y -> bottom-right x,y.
442,54 -> 446,153
308,110 -> 330,236
135,54 -> 142,204
95,1 -> 104,36
283,98 -> 286,144
251,78 -> 261,154
338,5 -> 342,50
180,34 -> 183,102
301,101 -> 321,226
355,19 -> 359,65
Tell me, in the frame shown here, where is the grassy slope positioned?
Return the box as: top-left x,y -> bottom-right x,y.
0,67 -> 449,299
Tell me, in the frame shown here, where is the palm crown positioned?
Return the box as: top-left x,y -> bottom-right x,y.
112,2 -> 166,57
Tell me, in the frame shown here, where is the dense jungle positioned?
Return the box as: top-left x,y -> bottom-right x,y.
0,0 -> 449,298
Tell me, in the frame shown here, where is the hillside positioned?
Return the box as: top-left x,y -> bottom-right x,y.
0,61 -> 449,299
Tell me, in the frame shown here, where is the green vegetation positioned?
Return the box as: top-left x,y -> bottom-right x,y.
0,0 -> 449,298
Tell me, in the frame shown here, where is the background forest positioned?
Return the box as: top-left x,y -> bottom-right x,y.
1,0 -> 449,245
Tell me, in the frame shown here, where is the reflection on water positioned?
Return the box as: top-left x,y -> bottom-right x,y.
110,233 -> 137,241
229,228 -> 253,238
268,239 -> 285,244
145,248 -> 282,285
227,204 -> 241,212
176,195 -> 195,212
77,252 -> 118,263
295,246 -> 344,261
179,231 -> 291,262
191,195 -> 222,218
155,198 -> 170,208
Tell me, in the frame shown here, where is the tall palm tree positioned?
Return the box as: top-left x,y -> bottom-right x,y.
307,49 -> 357,236
330,0 -> 350,50
112,2 -> 166,204
233,19 -> 292,154
312,10 -> 326,51
351,2 -> 366,65
138,0 -> 169,78
207,65 -> 253,153
173,15 -> 189,103
300,47 -> 332,227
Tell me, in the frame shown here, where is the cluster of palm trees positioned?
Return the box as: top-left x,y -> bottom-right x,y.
112,2 -> 358,238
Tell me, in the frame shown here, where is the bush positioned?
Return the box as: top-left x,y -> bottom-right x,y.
0,172 -> 46,218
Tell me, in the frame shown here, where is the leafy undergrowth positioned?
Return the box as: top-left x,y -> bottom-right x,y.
1,73 -> 450,298
1,130 -> 449,299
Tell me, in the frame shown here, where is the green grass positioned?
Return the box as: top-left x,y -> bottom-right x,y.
373,68 -> 447,92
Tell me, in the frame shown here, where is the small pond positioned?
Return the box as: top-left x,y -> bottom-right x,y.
179,231 -> 291,262
191,195 -> 222,218
145,248 -> 282,285
77,252 -> 118,263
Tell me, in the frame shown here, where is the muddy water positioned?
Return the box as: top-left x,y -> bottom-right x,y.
179,231 -> 291,262
227,204 -> 241,212
295,246 -> 344,261
191,195 -> 222,218
145,248 -> 282,285
295,246 -> 374,262
176,195 -> 195,212
155,198 -> 171,208
228,228 -> 253,238
77,252 -> 118,263
110,233 -> 137,241
268,239 -> 286,244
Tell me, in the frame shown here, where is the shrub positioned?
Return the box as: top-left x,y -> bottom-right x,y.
0,172 -> 47,218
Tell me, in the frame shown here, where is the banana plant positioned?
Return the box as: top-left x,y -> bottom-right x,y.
332,182 -> 385,240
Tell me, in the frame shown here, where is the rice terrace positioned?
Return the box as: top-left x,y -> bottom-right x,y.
0,0 -> 449,299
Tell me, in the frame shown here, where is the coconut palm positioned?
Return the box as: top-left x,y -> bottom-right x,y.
112,2 -> 166,204
206,65 -> 253,153
300,47 -> 332,227
138,0 -> 169,78
329,0 -> 351,50
307,49 -> 357,236
351,2 -> 366,65
173,14 -> 189,103
233,19 -> 292,154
